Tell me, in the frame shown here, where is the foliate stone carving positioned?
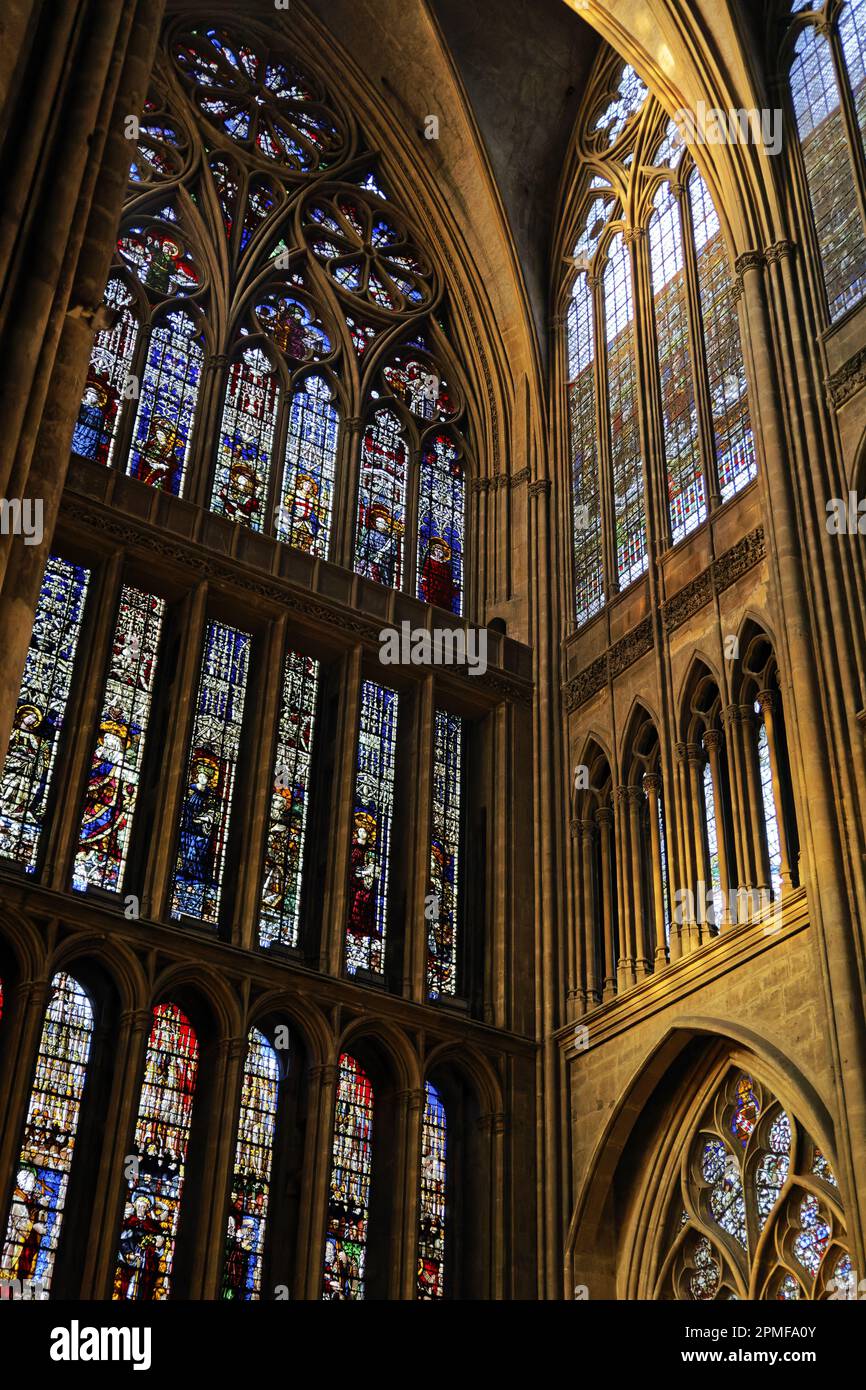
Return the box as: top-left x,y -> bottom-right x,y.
563,654 -> 608,711
563,617 -> 654,711
826,345 -> 866,409
509,467 -> 530,487
471,477 -> 491,494
528,478 -> 552,498
642,772 -> 661,795
702,727 -> 724,754
765,239 -> 796,265
608,617 -> 653,679
734,251 -> 765,276
661,528 -> 765,632
661,570 -> 714,631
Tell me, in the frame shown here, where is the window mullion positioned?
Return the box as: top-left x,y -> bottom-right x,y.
591,269 -> 617,601
678,169 -> 721,511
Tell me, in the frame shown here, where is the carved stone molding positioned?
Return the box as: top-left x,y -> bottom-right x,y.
563,617 -> 653,712
734,250 -> 765,276
765,239 -> 796,264
703,727 -> 724,753
470,477 -> 492,494
661,527 -> 765,632
608,617 -> 653,680
528,478 -> 552,498
826,345 -> 866,409
509,467 -> 530,487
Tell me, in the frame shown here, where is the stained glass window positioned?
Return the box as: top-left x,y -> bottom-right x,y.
428,710 -> 462,999
113,1004 -> 198,1300
241,175 -> 281,252
650,183 -> 705,542
417,435 -> 464,615
840,0 -> 866,152
688,1235 -> 721,1299
702,1138 -> 747,1248
260,649 -> 320,949
604,234 -> 647,587
210,347 -> 279,531
567,274 -> 604,626
0,555 -> 89,872
353,409 -> 408,589
689,173 -> 755,501
255,291 -> 332,363
0,973 -> 93,1294
347,682 -> 398,976
210,155 -> 240,240
171,621 -> 251,925
417,1082 -> 446,1299
730,1075 -> 760,1147
73,585 -> 165,894
117,222 -> 201,298
756,1112 -> 791,1230
702,759 -> 724,929
657,792 -> 672,946
127,308 -> 204,496
72,277 -> 139,467
791,20 -> 866,320
323,1054 -> 373,1300
222,1028 -> 280,1299
380,355 -> 454,421
593,64 -> 648,145
275,375 -> 339,557
756,713 -> 783,898
793,1193 -> 831,1276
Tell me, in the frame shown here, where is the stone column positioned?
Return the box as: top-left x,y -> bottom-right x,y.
194,1034 -> 246,1300
395,1086 -> 424,1300
628,785 -> 650,979
756,688 -> 794,891
297,1061 -> 338,1299
674,742 -> 698,955
686,743 -> 709,948
739,703 -> 770,895
595,805 -> 617,1000
579,818 -> 600,1005
643,773 -> 668,968
614,785 -> 634,990
569,817 -> 586,1016
722,702 -> 751,895
703,727 -> 732,929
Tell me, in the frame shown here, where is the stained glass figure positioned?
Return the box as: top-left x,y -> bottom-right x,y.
567,274 -> 604,626
689,172 -> 756,501
129,99 -> 186,184
174,27 -> 345,172
305,193 -> 432,310
702,1138 -> 747,1247
0,555 -> 89,871
353,409 -> 408,589
126,308 -> 204,496
117,222 -> 200,298
345,316 -> 382,358
171,621 -> 251,925
276,375 -> 339,557
0,974 -> 93,1294
322,1054 -> 373,1300
812,1148 -> 838,1186
792,1193 -> 830,1277
730,1075 -> 760,1147
72,277 -> 139,467
428,711 -> 462,999
380,354 -> 455,421
417,1082 -> 446,1299
210,347 -> 279,531
346,683 -> 398,976
604,234 -> 647,587
209,155 -> 240,240
790,21 -> 866,320
689,1235 -> 721,1299
222,1028 -> 280,1299
777,1273 -> 802,1299
72,586 -> 165,894
255,291 -> 331,362
417,435 -> 464,615
756,714 -> 783,898
113,1004 -> 198,1300
241,175 -> 281,252
260,649 -> 320,949
649,182 -> 705,542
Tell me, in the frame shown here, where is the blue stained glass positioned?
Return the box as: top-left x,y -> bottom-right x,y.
756,714 -> 783,897
0,555 -> 89,872
127,309 -> 203,496
417,1083 -> 446,1299
347,682 -> 398,976
72,277 -> 138,467
0,973 -> 93,1294
428,710 -> 462,999
276,375 -> 339,557
417,435 -> 464,615
210,347 -> 279,531
222,1028 -> 280,1299
171,621 -> 251,925
567,274 -> 604,625
353,409 -> 408,589
604,234 -> 647,587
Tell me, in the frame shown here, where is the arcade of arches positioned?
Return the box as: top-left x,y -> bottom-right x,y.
0,0 -> 864,1301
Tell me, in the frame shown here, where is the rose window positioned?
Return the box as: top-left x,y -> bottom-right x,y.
304,192 -> 433,312
173,27 -> 345,172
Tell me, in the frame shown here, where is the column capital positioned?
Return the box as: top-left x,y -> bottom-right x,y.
594,804 -> 614,828
478,1110 -> 507,1136
309,1063 -> 339,1087
642,771 -> 662,795
755,688 -> 776,715
765,239 -> 796,265
734,250 -> 766,277
703,726 -> 725,753
119,1007 -> 153,1033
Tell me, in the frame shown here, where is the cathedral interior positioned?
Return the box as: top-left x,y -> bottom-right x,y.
0,0 -> 865,1306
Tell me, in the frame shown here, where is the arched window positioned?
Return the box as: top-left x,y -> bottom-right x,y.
0,973 -> 93,1294
347,682 -> 398,977
127,306 -> 205,495
786,0 -> 866,321
417,1081 -> 447,1299
113,1003 -> 198,1301
171,620 -> 252,926
260,648 -> 320,949
756,712 -> 784,898
417,434 -> 464,616
571,741 -> 617,1006
428,709 -> 463,999
562,53 -> 756,629
322,1053 -> 374,1300
210,345 -> 280,530
681,666 -> 734,933
353,407 -> 409,589
73,584 -> 165,894
738,629 -> 799,899
658,1070 -> 850,1299
222,1027 -> 281,1300
72,276 -> 139,467
277,373 -> 340,557
0,555 -> 90,872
